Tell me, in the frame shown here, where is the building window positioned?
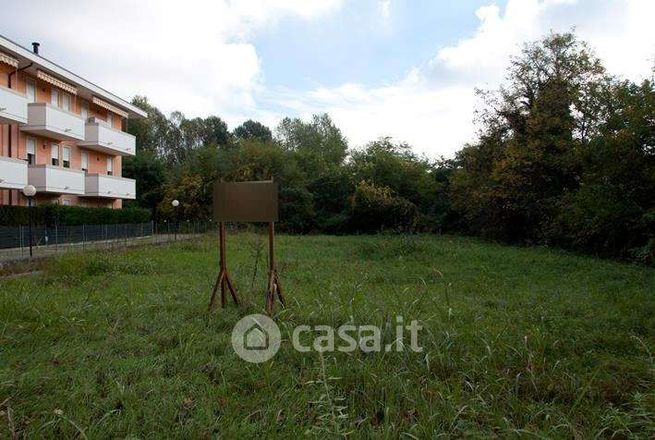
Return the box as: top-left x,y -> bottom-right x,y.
81,151 -> 88,172
106,156 -> 113,176
62,93 -> 71,111
51,88 -> 59,107
62,200 -> 71,206
51,143 -> 59,166
26,138 -> 36,164
80,101 -> 89,120
63,146 -> 71,168
107,112 -> 114,128
26,79 -> 36,103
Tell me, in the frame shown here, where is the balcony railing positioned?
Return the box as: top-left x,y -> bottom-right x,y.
21,103 -> 85,141
79,119 -> 136,156
84,173 -> 136,199
0,156 -> 28,190
0,85 -> 28,125
28,164 -> 85,195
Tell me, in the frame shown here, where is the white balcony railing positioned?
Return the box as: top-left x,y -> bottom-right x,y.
84,174 -> 136,199
79,119 -> 136,156
21,103 -> 85,141
28,164 -> 85,195
0,85 -> 28,125
0,156 -> 28,190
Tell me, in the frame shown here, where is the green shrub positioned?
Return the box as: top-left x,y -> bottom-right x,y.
349,181 -> 418,233
0,204 -> 151,226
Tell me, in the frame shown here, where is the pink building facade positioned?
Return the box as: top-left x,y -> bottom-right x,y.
0,36 -> 146,208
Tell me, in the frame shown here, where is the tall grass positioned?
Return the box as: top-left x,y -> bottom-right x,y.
1,233 -> 654,437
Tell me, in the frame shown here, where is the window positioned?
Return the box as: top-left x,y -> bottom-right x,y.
106,156 -> 113,176
107,112 -> 114,128
26,79 -> 36,103
62,93 -> 71,111
63,146 -> 71,168
62,200 -> 71,206
51,143 -> 59,166
80,101 -> 89,120
51,88 -> 59,107
81,151 -> 88,172
26,138 -> 36,164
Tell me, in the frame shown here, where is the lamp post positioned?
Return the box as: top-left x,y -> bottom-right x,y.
22,185 -> 36,259
172,199 -> 180,240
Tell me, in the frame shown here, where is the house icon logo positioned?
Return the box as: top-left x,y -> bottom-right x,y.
231,314 -> 281,363
244,324 -> 269,350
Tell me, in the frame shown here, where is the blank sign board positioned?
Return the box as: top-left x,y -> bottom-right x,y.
213,181 -> 279,222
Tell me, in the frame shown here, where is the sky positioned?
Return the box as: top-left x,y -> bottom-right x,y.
2,0 -> 654,158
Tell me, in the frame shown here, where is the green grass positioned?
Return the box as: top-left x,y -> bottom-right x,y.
1,233 -> 655,438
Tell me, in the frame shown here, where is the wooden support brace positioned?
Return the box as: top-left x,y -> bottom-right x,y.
265,222 -> 285,315
208,222 -> 240,312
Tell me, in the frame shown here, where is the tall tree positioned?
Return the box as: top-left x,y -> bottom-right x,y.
450,31 -> 608,241
234,120 -> 273,143
276,113 -> 348,176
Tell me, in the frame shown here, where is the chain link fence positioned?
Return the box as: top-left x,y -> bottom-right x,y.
0,221 -> 214,263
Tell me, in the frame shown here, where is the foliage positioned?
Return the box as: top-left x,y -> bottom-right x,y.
0,204 -> 151,226
276,113 -> 348,175
122,150 -> 166,216
234,119 -> 273,143
349,181 -> 419,232
447,31 -> 655,262
122,31 -> 655,263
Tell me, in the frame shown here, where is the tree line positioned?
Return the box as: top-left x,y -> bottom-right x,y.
123,32 -> 655,264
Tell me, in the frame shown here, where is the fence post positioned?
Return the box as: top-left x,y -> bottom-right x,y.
19,224 -> 23,259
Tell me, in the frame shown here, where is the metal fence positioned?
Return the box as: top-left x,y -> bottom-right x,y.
0,221 -> 213,262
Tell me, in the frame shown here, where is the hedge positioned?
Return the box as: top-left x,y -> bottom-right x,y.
0,204 -> 151,226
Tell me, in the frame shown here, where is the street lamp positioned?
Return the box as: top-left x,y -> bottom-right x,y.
22,185 -> 36,259
172,199 -> 180,240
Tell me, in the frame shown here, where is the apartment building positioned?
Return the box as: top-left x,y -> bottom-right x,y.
0,35 -> 146,208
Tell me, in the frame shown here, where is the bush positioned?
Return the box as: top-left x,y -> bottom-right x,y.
349,181 -> 418,233
319,213 -> 351,234
279,186 -> 316,233
0,204 -> 151,226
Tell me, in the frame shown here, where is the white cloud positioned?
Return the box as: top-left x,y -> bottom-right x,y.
379,0 -> 392,21
2,0 -> 343,126
280,0 -> 655,157
4,0 -> 652,157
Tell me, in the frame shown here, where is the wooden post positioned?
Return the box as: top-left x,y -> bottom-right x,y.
266,221 -> 285,315
208,222 -> 239,312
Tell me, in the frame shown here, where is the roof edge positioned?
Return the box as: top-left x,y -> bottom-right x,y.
0,34 -> 147,119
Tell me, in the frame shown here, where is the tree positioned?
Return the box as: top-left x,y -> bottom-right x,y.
450,31 -> 608,242
276,113 -> 348,175
548,78 -> 655,261
122,150 -> 166,216
349,137 -> 438,213
128,96 -> 175,158
234,120 -> 273,143
349,181 -> 418,233
201,116 -> 231,147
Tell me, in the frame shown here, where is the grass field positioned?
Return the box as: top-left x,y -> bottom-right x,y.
1,233 -> 655,438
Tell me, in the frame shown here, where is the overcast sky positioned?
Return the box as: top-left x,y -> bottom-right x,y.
3,0 -> 654,157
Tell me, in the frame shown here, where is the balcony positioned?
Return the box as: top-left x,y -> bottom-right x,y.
21,102 -> 85,141
0,85 -> 28,125
0,156 -> 28,190
84,174 -> 136,199
28,164 -> 85,195
79,119 -> 136,156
